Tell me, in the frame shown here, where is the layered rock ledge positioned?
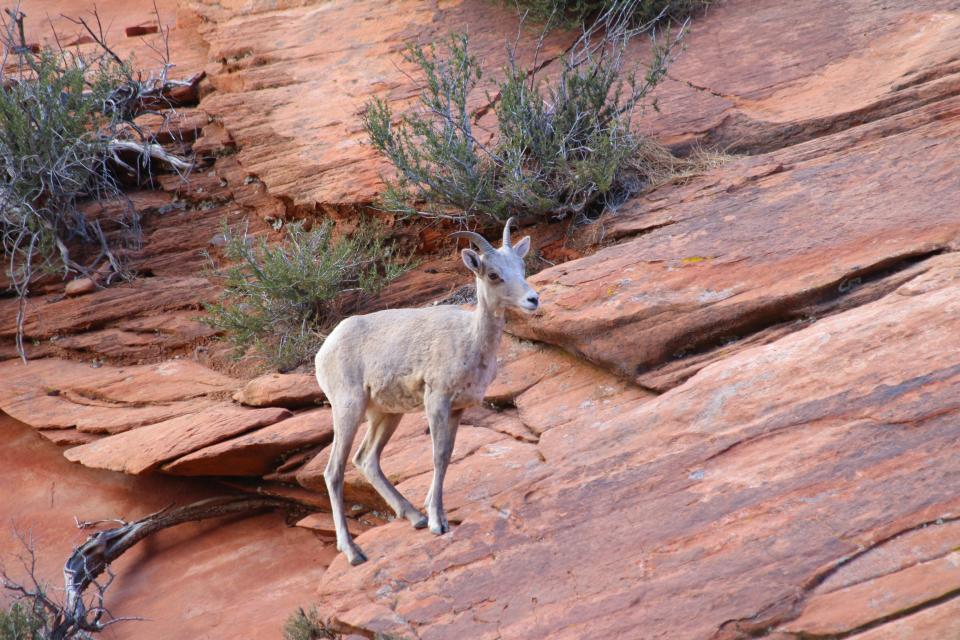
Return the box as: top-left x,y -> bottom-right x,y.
2,0 -> 960,638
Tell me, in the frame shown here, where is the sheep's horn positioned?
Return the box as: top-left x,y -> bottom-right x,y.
502,216 -> 517,248
450,230 -> 496,255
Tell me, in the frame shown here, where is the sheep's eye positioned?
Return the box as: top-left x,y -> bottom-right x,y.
487,272 -> 501,283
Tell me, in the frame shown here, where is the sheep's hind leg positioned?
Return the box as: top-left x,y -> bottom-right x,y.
424,392 -> 461,535
324,394 -> 368,566
354,410 -> 427,529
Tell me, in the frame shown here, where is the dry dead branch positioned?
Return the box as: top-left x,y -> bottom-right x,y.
1,496 -> 295,639
0,3 -> 196,361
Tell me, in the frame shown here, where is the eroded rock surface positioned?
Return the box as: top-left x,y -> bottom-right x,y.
316,252 -> 960,640
0,358 -> 236,435
64,405 -> 292,474
2,0 -> 960,638
233,372 -> 325,408
513,95 -> 960,390
0,414 -> 333,640
163,407 -> 334,476
186,0 -> 571,216
637,0 -> 960,153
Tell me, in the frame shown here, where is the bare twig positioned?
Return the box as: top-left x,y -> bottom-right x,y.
0,6 -> 195,361
62,9 -> 123,65
108,139 -> 193,173
2,496 -> 295,639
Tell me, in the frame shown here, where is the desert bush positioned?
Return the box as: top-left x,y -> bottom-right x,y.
509,0 -> 711,28
203,220 -> 411,371
0,8 -> 191,357
0,602 -> 48,640
364,0 -> 688,226
283,607 -> 339,640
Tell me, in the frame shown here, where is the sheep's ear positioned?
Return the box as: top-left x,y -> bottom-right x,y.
513,236 -> 531,258
461,248 -> 484,275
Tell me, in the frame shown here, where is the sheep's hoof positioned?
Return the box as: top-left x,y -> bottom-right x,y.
400,506 -> 428,529
349,552 -> 368,566
344,545 -> 368,566
429,519 -> 449,535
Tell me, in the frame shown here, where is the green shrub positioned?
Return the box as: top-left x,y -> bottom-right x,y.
0,9 -> 191,358
0,32 -> 134,355
364,1 -> 687,225
203,220 -> 411,371
509,0 -> 711,28
283,607 -> 339,640
0,602 -> 48,640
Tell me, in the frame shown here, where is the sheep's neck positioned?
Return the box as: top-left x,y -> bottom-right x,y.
472,283 -> 506,361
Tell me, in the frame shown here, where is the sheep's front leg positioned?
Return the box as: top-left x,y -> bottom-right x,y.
324,396 -> 368,566
424,392 -> 461,535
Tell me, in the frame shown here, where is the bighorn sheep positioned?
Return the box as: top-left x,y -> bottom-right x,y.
315,218 -> 539,565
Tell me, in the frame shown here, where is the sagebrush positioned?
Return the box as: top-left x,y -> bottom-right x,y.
283,607 -> 338,640
364,0 -> 689,225
203,220 -> 411,371
509,0 -> 711,27
0,7 -> 191,357
0,602 -> 48,640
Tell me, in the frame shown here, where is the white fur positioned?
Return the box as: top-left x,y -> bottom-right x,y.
315,218 -> 538,565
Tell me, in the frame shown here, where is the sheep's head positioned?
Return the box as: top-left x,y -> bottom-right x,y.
451,218 -> 540,314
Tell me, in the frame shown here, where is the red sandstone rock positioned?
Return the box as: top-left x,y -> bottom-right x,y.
851,599 -> 960,640
511,95 -> 960,389
0,359 -> 237,434
296,414 -> 504,512
0,414 -> 334,640
2,1 -> 959,638
64,277 -> 97,297
163,408 -> 334,476
233,372 -> 325,408
781,553 -> 960,636
635,1 -> 960,153
64,405 -> 292,474
817,519 -> 960,594
186,0 -> 571,215
263,445 -> 326,483
483,337 -> 570,405
297,512 -> 369,538
316,260 -> 960,638
461,407 -> 537,444
218,479 -> 332,511
514,355 -> 653,437
37,429 -> 101,446
0,276 -> 218,342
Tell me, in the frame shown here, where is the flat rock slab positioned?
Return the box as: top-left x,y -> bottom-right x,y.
315,260 -> 960,639
0,358 -> 237,404
37,428 -> 101,446
163,408 -> 334,476
233,372 -> 325,408
0,276 -> 218,342
296,512 -> 369,538
817,519 -> 960,594
50,312 -> 217,361
781,551 -> 960,636
188,0 -> 572,213
0,359 -> 237,434
636,1 -> 960,153
851,598 -> 960,640
514,354 -> 653,438
512,95 -> 960,388
0,412 -> 334,640
484,337 -> 575,405
65,405 -> 292,474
